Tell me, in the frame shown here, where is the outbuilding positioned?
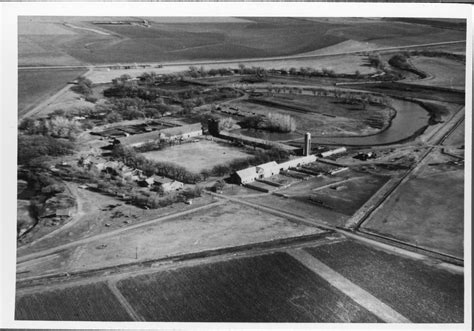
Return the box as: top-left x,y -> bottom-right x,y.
256,161 -> 279,179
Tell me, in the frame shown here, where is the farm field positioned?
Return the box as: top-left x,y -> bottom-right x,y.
408,56 -> 465,90
243,194 -> 348,227
305,240 -> 464,323
442,119 -> 464,146
140,140 -> 253,173
26,17 -> 347,64
57,201 -> 323,273
117,252 -> 381,322
280,174 -> 389,216
19,17 -> 466,67
15,282 -> 132,321
361,162 -> 464,259
18,69 -> 85,117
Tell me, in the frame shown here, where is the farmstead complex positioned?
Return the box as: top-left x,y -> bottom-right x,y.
12,14 -> 468,326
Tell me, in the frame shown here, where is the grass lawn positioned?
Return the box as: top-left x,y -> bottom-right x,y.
409,56 -> 465,90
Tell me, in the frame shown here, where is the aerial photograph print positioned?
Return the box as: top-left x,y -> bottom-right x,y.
12,12 -> 469,326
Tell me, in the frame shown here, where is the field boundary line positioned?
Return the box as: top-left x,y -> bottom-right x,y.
287,248 -> 411,323
107,280 -> 145,322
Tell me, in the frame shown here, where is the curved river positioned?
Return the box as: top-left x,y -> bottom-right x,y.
235,98 -> 430,146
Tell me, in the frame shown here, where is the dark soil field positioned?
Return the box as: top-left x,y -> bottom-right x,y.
117,252 -> 381,322
15,282 -> 133,321
18,69 -> 86,117
305,240 -> 464,323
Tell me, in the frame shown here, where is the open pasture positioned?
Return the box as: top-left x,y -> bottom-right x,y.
140,139 -> 253,173
18,69 -> 86,117
305,175 -> 389,215
409,56 -> 465,90
361,165 -> 464,259
243,194 -> 348,227
306,240 -> 464,323
63,201 -> 323,272
15,282 -> 132,321
117,252 -> 380,322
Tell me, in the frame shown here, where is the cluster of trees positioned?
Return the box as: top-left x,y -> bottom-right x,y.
388,53 -> 427,78
17,166 -> 73,237
18,135 -> 75,166
367,53 -> 385,70
133,140 -> 167,153
407,50 -> 465,62
19,112 -> 87,140
188,66 -> 235,78
130,186 -> 202,209
239,113 -> 297,133
71,77 -> 93,96
111,144 -> 202,183
103,81 -> 242,120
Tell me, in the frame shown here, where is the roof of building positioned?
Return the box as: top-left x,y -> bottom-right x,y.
236,166 -> 257,179
256,161 -> 278,171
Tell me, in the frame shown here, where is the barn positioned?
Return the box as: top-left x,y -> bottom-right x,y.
233,167 -> 257,184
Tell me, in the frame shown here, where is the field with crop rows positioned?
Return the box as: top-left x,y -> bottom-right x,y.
117,252 -> 381,322
15,282 -> 132,321
305,240 -> 464,323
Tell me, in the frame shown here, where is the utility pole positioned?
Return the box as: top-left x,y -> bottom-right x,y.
135,246 -> 138,259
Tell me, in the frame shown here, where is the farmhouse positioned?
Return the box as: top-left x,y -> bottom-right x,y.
153,177 -> 184,192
